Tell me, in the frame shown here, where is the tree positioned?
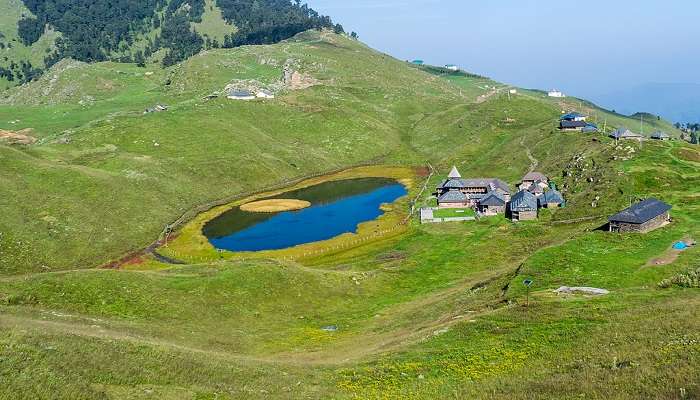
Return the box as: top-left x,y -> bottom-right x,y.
691,131 -> 699,145
134,51 -> 146,67
350,31 -> 359,40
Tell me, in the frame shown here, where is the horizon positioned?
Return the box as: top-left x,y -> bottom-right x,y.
308,0 -> 700,123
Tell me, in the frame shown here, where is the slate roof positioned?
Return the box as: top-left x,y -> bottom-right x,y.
651,131 -> 670,139
610,127 -> 643,139
448,166 -> 462,179
540,189 -> 565,205
437,178 -> 511,193
509,190 -> 538,211
582,123 -> 598,133
438,190 -> 469,203
527,181 -> 546,194
560,120 -> 588,129
608,198 -> 671,224
480,191 -> 506,206
522,172 -> 548,182
560,112 -> 586,121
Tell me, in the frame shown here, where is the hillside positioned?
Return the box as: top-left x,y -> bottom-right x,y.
0,31 -> 698,399
0,0 -> 341,88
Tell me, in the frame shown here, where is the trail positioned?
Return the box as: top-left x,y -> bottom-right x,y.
520,133 -> 540,173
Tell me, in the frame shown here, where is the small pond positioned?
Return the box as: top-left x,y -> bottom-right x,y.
203,178 -> 407,252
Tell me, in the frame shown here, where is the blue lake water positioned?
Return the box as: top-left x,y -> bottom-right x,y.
203,178 -> 407,252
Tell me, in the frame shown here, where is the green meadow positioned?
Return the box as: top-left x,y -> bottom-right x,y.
0,31 -> 698,399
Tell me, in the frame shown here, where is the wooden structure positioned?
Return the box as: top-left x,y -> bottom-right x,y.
478,192 -> 506,215
608,198 -> 671,233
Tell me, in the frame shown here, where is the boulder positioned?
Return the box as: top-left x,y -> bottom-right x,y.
554,286 -> 609,295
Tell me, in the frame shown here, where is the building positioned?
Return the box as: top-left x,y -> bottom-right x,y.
256,89 -> 275,99
560,112 -> 587,122
548,90 -> 565,98
509,89 -> 518,94
411,60 -> 424,65
227,89 -> 255,100
519,172 -> 548,190
581,123 -> 599,133
445,64 -> 459,71
608,198 -> 671,233
509,190 -> 538,221
651,131 -> 671,140
560,120 -> 588,131
437,190 -> 470,208
539,186 -> 565,208
435,166 -> 512,208
478,192 -> 507,215
610,127 -> 644,141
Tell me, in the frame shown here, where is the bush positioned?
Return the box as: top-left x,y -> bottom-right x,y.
659,267 -> 700,288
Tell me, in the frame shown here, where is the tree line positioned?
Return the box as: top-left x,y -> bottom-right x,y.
13,0 -> 343,73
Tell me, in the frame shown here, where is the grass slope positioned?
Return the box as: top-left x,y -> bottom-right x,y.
0,31 -> 698,399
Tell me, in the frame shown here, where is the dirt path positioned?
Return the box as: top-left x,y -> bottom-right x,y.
520,133 -> 540,173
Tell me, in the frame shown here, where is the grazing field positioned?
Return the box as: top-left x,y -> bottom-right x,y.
0,31 -> 698,399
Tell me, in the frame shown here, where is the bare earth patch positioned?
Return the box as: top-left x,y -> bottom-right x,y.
240,199 -> 311,213
646,237 -> 694,266
0,129 -> 37,145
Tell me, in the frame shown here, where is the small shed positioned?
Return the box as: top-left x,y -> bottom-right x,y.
539,188 -> 565,208
509,190 -> 538,221
610,127 -> 644,141
560,112 -> 587,122
608,198 -> 671,233
651,131 -> 670,140
256,89 -> 275,99
478,191 -> 506,215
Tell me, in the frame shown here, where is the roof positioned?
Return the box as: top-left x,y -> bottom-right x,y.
437,178 -> 511,193
582,123 -> 598,133
610,127 -> 643,139
560,112 -> 586,121
509,190 -> 538,211
651,131 -> 670,139
480,191 -> 506,206
608,198 -> 671,224
560,120 -> 587,129
448,166 -> 461,179
522,172 -> 548,182
527,181 -> 546,194
540,189 -> 565,205
438,190 -> 469,203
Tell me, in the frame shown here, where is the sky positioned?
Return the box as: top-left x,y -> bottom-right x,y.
306,0 -> 700,121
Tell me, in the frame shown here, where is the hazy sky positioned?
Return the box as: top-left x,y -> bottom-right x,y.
306,0 -> 700,102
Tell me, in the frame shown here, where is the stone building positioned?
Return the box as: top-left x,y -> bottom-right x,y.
608,198 -> 671,233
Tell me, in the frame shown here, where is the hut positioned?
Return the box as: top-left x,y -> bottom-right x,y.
478,192 -> 506,215
509,190 -> 538,221
539,187 -> 565,208
610,127 -> 644,141
651,131 -> 671,140
608,198 -> 671,233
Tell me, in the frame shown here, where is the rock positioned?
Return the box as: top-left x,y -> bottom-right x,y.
554,286 -> 609,295
321,325 -> 338,332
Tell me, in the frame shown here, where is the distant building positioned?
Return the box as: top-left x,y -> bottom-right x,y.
608,198 -> 671,233
651,131 -> 671,140
256,89 -> 275,99
581,123 -> 599,133
509,190 -> 538,221
437,190 -> 470,208
227,89 -> 255,100
610,127 -> 644,141
548,90 -> 565,98
411,60 -> 424,65
560,112 -> 587,122
509,89 -> 518,94
445,64 -> 459,71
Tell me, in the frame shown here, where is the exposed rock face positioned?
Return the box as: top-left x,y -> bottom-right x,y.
282,63 -> 318,90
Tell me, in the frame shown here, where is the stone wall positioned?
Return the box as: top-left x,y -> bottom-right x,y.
610,212 -> 670,233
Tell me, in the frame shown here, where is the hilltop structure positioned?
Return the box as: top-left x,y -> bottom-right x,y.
435,166 -> 511,211
651,131 -> 671,140
559,112 -> 598,132
608,198 -> 671,233
548,90 -> 565,98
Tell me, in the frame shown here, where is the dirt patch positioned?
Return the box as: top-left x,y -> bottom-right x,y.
240,199 -> 311,213
646,238 -> 695,266
0,129 -> 37,145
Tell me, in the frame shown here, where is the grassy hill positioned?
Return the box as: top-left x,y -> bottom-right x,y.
0,31 -> 698,399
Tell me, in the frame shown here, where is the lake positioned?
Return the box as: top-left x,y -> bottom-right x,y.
203,178 -> 408,252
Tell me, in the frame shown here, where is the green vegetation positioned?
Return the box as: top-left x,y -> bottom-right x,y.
0,30 -> 697,399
